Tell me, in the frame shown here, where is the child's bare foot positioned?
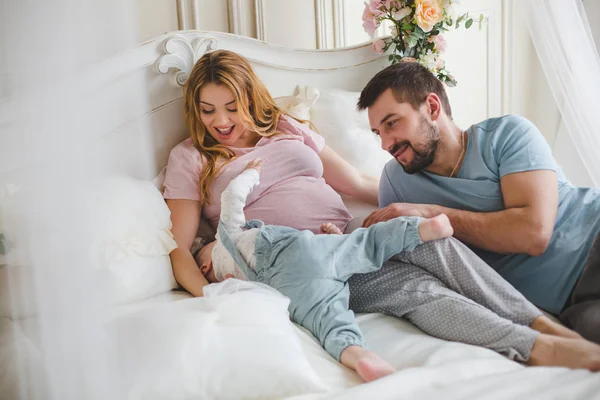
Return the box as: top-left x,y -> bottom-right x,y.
418,214 -> 453,242
528,334 -> 600,371
320,222 -> 343,235
530,315 -> 582,339
340,346 -> 395,382
355,352 -> 396,382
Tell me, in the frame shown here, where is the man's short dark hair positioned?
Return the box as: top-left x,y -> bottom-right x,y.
357,62 -> 453,119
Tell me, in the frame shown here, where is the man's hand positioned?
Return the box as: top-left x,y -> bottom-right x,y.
362,203 -> 431,227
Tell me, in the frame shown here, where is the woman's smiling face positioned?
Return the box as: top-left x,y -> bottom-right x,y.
198,82 -> 254,148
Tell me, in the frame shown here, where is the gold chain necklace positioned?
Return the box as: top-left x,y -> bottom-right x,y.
449,131 -> 465,178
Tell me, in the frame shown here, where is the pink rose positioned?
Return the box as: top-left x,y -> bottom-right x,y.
379,0 -> 395,11
373,39 -> 386,54
362,3 -> 380,36
414,0 -> 444,32
390,0 -> 403,9
368,0 -> 385,17
428,35 -> 447,53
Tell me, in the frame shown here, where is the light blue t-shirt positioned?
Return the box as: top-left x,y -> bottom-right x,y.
379,115 -> 600,315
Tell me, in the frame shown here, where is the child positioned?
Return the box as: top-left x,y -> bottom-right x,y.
195,159 -> 453,382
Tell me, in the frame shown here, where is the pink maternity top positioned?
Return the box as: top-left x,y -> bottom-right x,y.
163,115 -> 352,233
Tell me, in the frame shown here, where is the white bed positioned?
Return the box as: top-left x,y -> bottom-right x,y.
1,30 -> 600,400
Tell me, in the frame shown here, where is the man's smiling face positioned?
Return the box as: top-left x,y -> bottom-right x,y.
367,88 -> 441,174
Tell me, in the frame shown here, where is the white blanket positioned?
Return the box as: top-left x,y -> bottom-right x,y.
3,286 -> 600,400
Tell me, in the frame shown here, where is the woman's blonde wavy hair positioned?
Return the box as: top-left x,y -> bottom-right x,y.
184,49 -> 283,205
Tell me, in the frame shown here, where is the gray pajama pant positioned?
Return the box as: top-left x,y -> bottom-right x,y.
345,220 -> 542,362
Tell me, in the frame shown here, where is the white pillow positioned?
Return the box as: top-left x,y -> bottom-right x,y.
274,85 -> 320,121
113,279 -> 329,400
90,175 -> 178,304
307,87 -> 393,178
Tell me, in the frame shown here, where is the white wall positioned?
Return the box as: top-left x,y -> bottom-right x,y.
135,0 -> 179,43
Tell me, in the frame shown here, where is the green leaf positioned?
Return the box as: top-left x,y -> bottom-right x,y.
402,23 -> 412,31
407,35 -> 418,48
465,18 -> 474,29
388,54 -> 394,61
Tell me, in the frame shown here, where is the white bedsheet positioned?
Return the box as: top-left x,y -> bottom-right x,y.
294,313 -> 600,400
4,290 -> 600,400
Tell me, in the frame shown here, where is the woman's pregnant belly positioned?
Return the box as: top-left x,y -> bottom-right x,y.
243,176 -> 352,233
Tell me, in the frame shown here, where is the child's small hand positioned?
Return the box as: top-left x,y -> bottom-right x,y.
244,158 -> 264,173
319,223 -> 343,235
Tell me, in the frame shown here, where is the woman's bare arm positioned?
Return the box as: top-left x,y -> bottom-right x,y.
166,199 -> 210,297
319,145 -> 379,205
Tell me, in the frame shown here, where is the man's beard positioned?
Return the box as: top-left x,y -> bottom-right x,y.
390,116 -> 440,174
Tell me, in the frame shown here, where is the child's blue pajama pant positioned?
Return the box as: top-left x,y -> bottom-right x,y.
249,216 -> 422,361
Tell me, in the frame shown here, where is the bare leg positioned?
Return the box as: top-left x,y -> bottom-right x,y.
340,346 -> 395,382
530,315 -> 583,339
326,215 -> 453,241
321,214 -> 455,241
528,334 -> 600,371
418,214 -> 453,242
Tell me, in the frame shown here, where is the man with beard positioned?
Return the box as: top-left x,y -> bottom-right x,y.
358,62 -> 600,343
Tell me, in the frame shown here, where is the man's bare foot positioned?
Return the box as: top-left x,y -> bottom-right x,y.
528,334 -> 600,371
418,214 -> 453,242
530,315 -> 582,339
320,222 -> 343,235
340,346 -> 395,382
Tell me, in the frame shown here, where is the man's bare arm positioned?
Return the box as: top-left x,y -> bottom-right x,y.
427,170 -> 559,255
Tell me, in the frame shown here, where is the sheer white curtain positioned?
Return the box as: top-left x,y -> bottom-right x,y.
1,1 -> 147,399
525,0 -> 600,187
